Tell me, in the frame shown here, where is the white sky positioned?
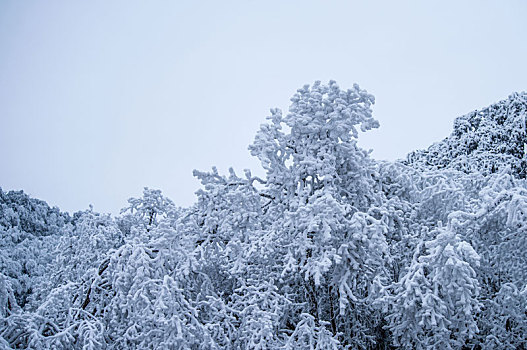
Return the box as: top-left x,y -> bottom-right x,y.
1,0 -> 526,214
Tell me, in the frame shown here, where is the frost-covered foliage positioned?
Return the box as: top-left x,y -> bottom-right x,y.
0,189 -> 70,311
407,92 -> 527,177
385,226 -> 481,349
1,82 -> 527,349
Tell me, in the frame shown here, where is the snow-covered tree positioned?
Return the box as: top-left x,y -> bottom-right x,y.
386,226 -> 481,349
250,81 -> 389,347
120,187 -> 175,235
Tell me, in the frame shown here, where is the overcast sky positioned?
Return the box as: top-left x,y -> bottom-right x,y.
1,0 -> 526,214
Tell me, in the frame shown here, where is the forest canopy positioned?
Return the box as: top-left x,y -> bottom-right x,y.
1,81 -> 527,349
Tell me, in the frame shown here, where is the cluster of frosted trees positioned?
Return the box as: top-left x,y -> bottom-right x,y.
1,82 -> 526,349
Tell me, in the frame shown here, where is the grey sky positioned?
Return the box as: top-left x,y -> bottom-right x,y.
1,0 -> 526,214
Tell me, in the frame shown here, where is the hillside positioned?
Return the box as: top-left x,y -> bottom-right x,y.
406,92 -> 527,176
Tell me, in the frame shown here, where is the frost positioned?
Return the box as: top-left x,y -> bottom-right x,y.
2,84 -> 527,349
